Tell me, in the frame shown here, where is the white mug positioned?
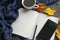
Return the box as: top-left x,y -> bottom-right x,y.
22,0 -> 36,9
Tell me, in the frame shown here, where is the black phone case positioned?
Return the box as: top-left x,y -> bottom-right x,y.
36,19 -> 58,40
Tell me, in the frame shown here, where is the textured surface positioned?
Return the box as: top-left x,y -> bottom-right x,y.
0,0 -> 30,40
36,0 -> 58,5
47,0 -> 60,18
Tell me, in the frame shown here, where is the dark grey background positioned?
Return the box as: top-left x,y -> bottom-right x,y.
47,0 -> 60,18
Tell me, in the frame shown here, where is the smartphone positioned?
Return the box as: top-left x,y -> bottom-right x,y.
36,19 -> 58,40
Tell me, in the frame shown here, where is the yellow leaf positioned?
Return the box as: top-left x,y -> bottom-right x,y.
44,8 -> 56,16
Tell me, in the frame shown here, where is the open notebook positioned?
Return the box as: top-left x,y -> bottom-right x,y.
12,8 -> 38,39
12,8 -> 58,40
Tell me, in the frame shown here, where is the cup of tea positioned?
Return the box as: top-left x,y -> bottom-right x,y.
22,0 -> 36,9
